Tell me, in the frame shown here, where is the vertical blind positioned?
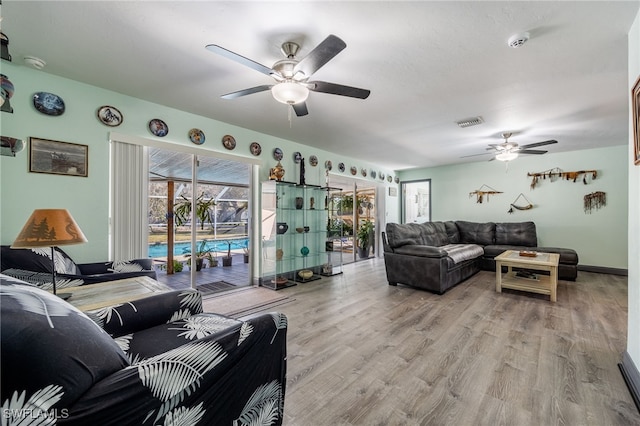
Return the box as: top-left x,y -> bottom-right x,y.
111,141 -> 149,261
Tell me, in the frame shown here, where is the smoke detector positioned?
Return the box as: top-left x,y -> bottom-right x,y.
24,56 -> 46,69
507,32 -> 530,48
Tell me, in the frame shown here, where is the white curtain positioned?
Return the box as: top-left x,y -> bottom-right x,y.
111,141 -> 149,261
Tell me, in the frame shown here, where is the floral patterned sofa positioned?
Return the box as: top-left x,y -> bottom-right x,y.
0,245 -> 157,289
0,274 -> 288,425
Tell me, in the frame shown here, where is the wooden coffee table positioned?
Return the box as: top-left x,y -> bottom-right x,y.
65,275 -> 172,311
495,250 -> 560,302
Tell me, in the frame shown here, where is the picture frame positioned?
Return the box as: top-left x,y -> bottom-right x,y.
29,137 -> 88,177
633,75 -> 640,165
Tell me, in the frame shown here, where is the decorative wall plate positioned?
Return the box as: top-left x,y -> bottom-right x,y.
222,134 -> 236,150
387,175 -> 393,182
0,136 -> 25,157
371,170 -> 376,179
97,105 -> 123,127
395,176 -> 400,184
361,168 -> 367,177
379,173 -> 385,180
293,151 -> 302,163
309,155 -> 318,166
188,128 -> 205,145
249,142 -> 261,156
273,148 -> 283,161
149,119 -> 168,137
33,92 -> 65,116
325,160 -> 332,170
338,162 -> 345,172
350,166 -> 357,175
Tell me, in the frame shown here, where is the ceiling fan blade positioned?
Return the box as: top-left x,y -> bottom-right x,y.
221,85 -> 273,99
293,35 -> 346,78
517,149 -> 548,155
519,139 -> 558,149
309,81 -> 370,99
206,44 -> 276,77
460,152 -> 493,158
292,102 -> 309,117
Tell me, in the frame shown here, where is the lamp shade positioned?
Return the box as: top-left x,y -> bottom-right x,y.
271,81 -> 309,105
12,209 -> 88,248
496,151 -> 518,162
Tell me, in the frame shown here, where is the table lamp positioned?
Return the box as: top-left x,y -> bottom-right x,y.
11,209 -> 87,298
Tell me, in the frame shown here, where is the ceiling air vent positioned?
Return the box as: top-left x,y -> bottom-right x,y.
456,116 -> 484,128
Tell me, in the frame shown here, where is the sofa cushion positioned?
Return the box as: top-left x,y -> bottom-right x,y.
495,222 -> 537,247
385,223 -> 426,248
1,245 -> 80,275
456,221 -> 496,245
421,222 -> 449,246
440,244 -> 484,264
0,275 -> 129,408
444,221 -> 460,243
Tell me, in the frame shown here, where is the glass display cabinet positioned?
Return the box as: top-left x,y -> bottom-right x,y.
261,180 -> 342,290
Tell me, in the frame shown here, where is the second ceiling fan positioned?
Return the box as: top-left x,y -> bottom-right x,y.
206,35 -> 370,117
463,132 -> 558,162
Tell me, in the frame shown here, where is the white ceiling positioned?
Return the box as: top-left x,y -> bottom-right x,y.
3,1 -> 638,170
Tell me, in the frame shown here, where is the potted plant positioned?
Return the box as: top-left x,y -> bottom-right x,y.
205,250 -> 218,268
184,239 -> 214,271
357,220 -> 374,259
174,194 -> 216,229
222,240 -> 233,267
242,240 -> 249,263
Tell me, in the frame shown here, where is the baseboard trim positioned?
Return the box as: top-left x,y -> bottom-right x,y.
619,351 -> 640,413
578,265 -> 628,276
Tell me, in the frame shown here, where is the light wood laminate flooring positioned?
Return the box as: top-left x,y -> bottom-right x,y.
268,258 -> 639,425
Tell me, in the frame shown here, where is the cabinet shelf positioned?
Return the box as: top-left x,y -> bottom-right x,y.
260,181 -> 343,289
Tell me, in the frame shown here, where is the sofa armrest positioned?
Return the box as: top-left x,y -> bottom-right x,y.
393,244 -> 448,258
66,312 -> 288,425
87,289 -> 203,338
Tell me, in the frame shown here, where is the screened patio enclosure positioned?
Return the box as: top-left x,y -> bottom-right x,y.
147,147 -> 251,289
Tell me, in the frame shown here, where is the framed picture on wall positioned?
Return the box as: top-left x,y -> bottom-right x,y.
633,75 -> 640,165
29,137 -> 88,177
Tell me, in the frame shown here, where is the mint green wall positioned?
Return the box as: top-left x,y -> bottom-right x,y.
0,61 -> 398,262
398,145 -> 628,269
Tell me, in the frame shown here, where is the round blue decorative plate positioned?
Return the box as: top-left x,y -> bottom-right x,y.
33,92 -> 65,116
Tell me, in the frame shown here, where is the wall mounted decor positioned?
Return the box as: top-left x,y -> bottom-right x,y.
188,128 -> 205,145
309,155 -> 318,166
222,134 -> 236,150
370,170 -> 376,179
380,172 -> 385,180
350,166 -> 357,175
293,152 -> 302,163
29,137 -> 88,177
527,168 -> 597,189
250,142 -> 261,156
0,74 -> 14,113
1,32 -> 12,61
361,168 -> 367,177
469,184 -> 502,203
338,163 -> 345,172
0,136 -> 24,157
148,119 -> 168,137
632,75 -> 640,165
584,191 -> 606,213
33,92 -> 65,116
324,160 -> 332,170
508,193 -> 533,214
395,176 -> 400,184
387,175 -> 393,183
97,105 -> 123,127
273,147 -> 283,161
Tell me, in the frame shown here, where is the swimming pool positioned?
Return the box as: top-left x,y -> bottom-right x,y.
148,239 -> 248,258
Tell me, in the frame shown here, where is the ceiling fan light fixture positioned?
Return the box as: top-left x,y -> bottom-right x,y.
271,81 -> 309,105
496,151 -> 518,162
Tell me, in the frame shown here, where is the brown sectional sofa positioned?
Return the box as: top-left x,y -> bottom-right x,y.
382,221 -> 578,294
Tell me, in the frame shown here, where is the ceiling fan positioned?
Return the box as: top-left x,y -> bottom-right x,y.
462,132 -> 558,162
205,35 -> 370,117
